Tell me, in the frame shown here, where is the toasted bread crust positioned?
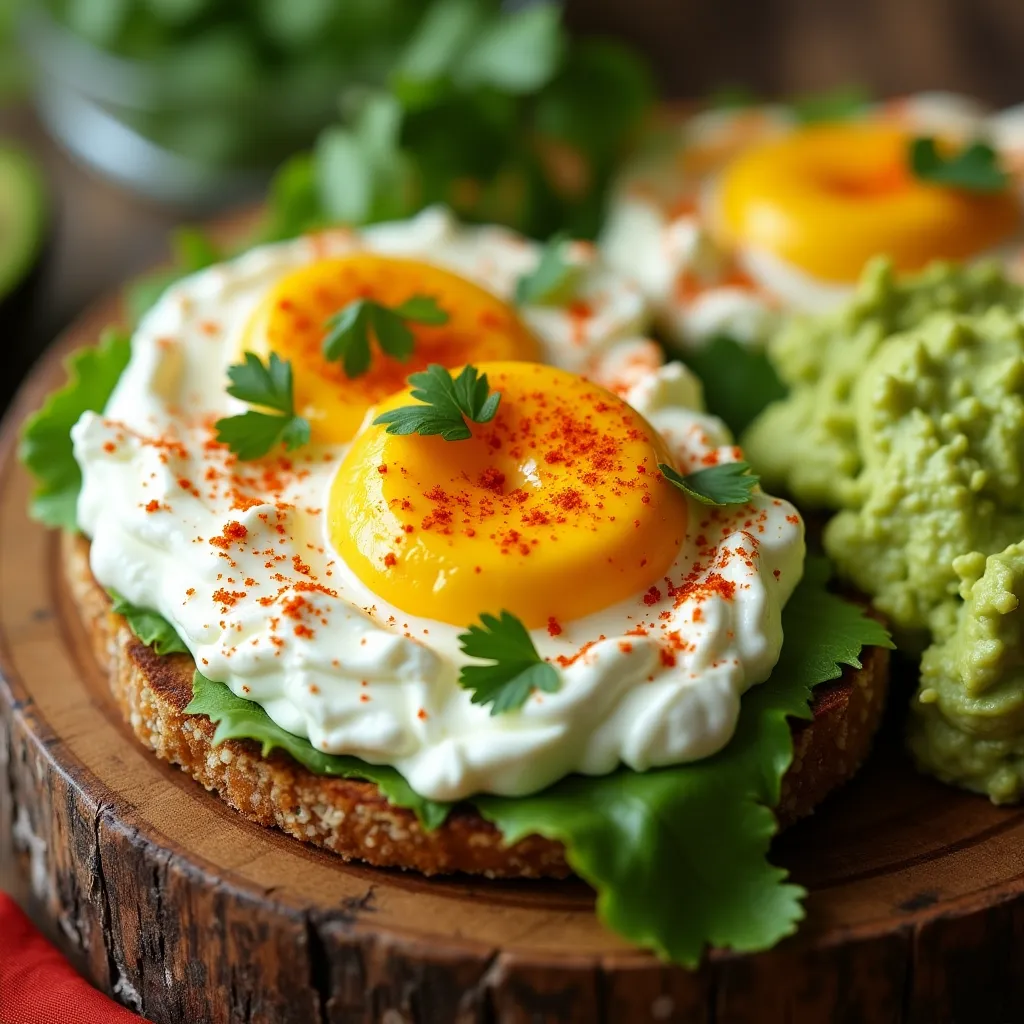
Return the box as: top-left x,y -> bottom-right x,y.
64,532 -> 889,878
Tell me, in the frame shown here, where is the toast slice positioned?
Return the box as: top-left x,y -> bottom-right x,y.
64,531 -> 889,878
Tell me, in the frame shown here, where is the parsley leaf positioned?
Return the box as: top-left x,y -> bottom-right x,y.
474,559 -> 894,964
19,327 -> 132,530
108,591 -> 189,656
660,461 -> 760,506
373,364 -> 500,441
909,136 -> 1009,193
457,611 -> 560,715
322,295 -> 449,378
514,233 -> 581,306
214,352 -> 311,461
187,672 -> 452,830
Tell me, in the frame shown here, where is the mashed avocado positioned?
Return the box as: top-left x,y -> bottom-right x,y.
743,260 -> 1024,801
909,544 -> 1024,803
744,260 -> 1023,508
825,305 -> 1024,635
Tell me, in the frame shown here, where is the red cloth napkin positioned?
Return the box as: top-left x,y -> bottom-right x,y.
0,892 -> 140,1024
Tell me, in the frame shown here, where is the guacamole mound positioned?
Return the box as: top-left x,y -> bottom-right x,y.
744,259 -> 1023,508
825,305 -> 1024,634
742,260 -> 1024,802
909,544 -> 1024,803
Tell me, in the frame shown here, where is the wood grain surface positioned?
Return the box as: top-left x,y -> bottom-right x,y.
566,0 -> 1024,107
4,300 -> 1024,1024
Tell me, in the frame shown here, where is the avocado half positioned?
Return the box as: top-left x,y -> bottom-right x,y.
0,141 -> 47,305
0,141 -> 49,409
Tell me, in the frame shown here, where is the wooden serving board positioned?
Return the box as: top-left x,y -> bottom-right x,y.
4,295 -> 1024,1024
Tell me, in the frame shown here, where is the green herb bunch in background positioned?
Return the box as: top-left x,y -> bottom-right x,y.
29,0 -> 427,170
117,0 -> 652,319
261,0 -> 653,243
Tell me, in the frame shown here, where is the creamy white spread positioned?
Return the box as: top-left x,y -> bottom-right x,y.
73,207 -> 804,802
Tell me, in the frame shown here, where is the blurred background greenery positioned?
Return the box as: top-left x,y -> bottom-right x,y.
4,0 -> 653,236
0,0 -> 655,405
5,0 -> 1024,406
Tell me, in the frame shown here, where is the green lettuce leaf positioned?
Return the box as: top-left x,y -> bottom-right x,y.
473,560 -> 892,965
19,328 -> 132,530
109,591 -> 189,656
683,335 -> 788,438
187,672 -> 452,831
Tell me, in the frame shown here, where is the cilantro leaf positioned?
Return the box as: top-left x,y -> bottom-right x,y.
394,1 -> 562,104
393,295 -> 450,323
222,349 -> 293,412
19,327 -> 131,530
392,0 -> 487,107
322,295 -> 449,378
683,335 -> 788,438
322,301 -> 372,376
454,1 -> 563,95
373,364 -> 500,441
909,136 -> 1009,193
457,611 -> 560,715
187,672 -> 451,830
660,460 -> 759,506
213,352 -> 311,460
514,233 -> 581,306
108,591 -> 189,656
473,559 -> 893,965
215,411 -> 311,461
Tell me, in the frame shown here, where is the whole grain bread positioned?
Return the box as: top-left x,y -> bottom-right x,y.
64,531 -> 889,878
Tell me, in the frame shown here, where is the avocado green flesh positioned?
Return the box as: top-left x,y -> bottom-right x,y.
0,145 -> 46,301
909,544 -> 1024,803
743,260 -> 1024,801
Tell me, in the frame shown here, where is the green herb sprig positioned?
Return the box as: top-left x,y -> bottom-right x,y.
109,591 -> 189,656
323,295 -> 449,378
514,233 -> 581,306
214,352 -> 311,461
660,461 -> 759,506
908,136 -> 1009,193
457,610 -> 560,715
373,364 -> 500,441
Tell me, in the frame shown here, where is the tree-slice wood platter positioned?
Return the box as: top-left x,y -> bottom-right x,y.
4,286 -> 1024,1024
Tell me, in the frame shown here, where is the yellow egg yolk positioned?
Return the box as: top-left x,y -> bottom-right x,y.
716,123 -> 1020,282
329,362 -> 689,629
243,255 -> 540,444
